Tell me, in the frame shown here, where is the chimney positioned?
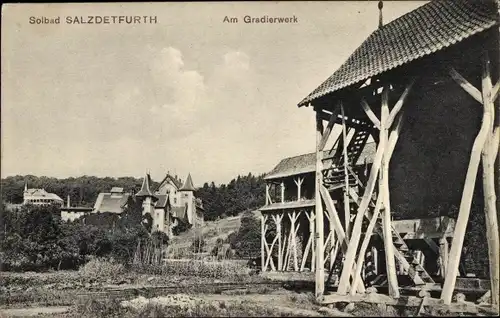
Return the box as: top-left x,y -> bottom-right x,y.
67,195 -> 71,208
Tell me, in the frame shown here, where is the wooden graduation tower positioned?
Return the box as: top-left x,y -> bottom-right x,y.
262,0 -> 499,313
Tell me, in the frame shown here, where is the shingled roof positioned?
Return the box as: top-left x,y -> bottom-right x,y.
265,142 -> 376,180
136,173 -> 157,198
298,0 -> 499,107
179,173 -> 196,191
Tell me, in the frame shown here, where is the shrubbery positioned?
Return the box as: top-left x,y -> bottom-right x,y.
228,212 -> 261,259
0,202 -> 167,272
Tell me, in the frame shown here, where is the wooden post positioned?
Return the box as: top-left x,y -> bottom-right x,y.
281,182 -> 285,204
261,214 -> 267,271
439,237 -> 449,279
381,86 -> 399,298
294,177 -> 304,201
300,211 -> 313,271
329,206 -> 336,271
350,193 -> 382,295
336,125 -> 385,294
341,103 -> 351,238
265,184 -> 270,205
480,52 -> 499,307
372,246 -> 378,275
310,210 -> 316,271
441,58 -> 493,305
321,186 -> 366,293
315,111 -> 325,298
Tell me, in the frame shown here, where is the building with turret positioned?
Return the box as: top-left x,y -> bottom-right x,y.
133,172 -> 204,236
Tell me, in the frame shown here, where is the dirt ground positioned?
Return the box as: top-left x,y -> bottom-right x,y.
0,270 -> 343,317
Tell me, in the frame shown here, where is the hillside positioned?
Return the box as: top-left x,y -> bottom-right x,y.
168,210 -> 261,257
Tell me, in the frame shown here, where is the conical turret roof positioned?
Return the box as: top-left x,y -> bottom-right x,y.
136,172 -> 158,199
179,173 -> 196,191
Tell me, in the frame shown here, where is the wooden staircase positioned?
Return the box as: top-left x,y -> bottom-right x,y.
320,126 -> 435,288
322,129 -> 370,189
348,183 -> 435,286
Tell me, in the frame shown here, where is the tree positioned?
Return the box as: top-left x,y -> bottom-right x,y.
230,212 -> 261,259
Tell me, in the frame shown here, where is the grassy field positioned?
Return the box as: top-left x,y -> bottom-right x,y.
168,210 -> 260,258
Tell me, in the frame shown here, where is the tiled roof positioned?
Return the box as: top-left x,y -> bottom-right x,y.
172,205 -> 187,220
24,188 -> 63,201
155,174 -> 183,192
264,142 -> 376,180
93,192 -> 130,214
179,173 -> 196,191
298,0 -> 499,107
155,194 -> 169,208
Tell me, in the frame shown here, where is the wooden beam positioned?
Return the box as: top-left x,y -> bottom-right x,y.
261,214 -> 267,271
442,54 -> 494,305
265,184 -> 272,205
294,177 -> 304,202
380,86 -> 400,298
480,52 -> 499,307
350,193 -> 382,295
291,211 -> 299,271
283,222 -> 293,271
492,81 -> 499,102
449,67 -> 483,104
386,78 -> 415,128
281,182 -> 285,204
320,186 -> 365,293
372,246 -> 378,276
341,103 -> 351,238
315,112 -> 325,297
301,235 -> 312,271
310,210 -> 316,271
336,119 -> 385,295
264,233 -> 278,271
439,237 -> 449,279
360,98 -> 381,129
319,102 -> 342,151
423,238 -> 440,256
329,206 -> 336,271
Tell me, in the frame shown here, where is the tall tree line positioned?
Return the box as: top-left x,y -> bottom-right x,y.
1,175 -> 157,207
196,173 -> 266,221
1,173 -> 267,220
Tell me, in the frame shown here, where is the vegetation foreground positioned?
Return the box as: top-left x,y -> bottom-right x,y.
0,258 -> 407,317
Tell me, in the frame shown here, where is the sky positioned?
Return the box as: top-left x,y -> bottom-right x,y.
1,1 -> 424,186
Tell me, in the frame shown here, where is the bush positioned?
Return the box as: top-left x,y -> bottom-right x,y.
78,257 -> 125,281
230,212 -> 260,259
132,259 -> 250,280
0,203 -> 170,272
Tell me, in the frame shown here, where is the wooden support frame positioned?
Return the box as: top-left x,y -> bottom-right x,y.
315,112 -> 325,297
442,54 -> 499,306
321,186 -> 365,294
319,103 -> 342,151
294,177 -> 304,201
350,193 -> 382,295
271,213 -> 284,271
261,214 -> 267,271
336,80 -> 414,296
380,86 -> 400,297
341,102 -> 351,238
265,184 -> 272,205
